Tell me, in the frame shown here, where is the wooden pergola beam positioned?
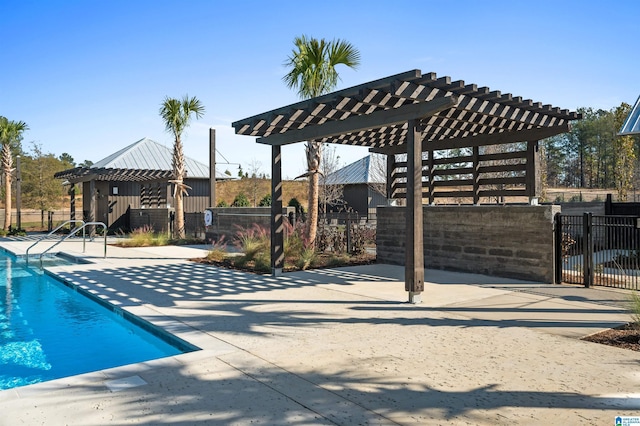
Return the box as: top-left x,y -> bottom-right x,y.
257,96 -> 458,146
371,123 -> 571,154
233,69 -> 423,130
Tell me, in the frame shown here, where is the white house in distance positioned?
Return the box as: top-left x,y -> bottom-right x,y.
620,95 -> 640,135
324,154 -> 388,220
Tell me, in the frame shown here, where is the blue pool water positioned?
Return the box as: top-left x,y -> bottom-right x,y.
0,252 -> 195,390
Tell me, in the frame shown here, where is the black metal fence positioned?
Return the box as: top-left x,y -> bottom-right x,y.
555,213 -> 640,289
317,213 -> 377,255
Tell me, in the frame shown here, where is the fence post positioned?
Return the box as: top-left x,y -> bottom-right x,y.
346,216 -> 352,254
583,212 -> 593,288
554,213 -> 562,284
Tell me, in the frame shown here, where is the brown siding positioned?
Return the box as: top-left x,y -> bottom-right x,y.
80,178 -> 211,232
107,182 -> 141,232
183,178 -> 210,213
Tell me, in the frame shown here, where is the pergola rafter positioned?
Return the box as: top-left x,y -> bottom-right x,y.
232,69 -> 581,302
54,167 -> 174,184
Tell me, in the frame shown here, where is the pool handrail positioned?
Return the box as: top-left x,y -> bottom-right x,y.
81,222 -> 108,256
38,222 -> 108,268
26,220 -> 85,264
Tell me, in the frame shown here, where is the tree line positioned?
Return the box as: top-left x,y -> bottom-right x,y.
542,102 -> 639,200
0,116 -> 96,231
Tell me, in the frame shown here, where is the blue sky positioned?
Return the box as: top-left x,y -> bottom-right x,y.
2,0 -> 639,179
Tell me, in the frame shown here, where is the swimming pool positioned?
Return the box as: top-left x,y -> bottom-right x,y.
0,252 -> 196,390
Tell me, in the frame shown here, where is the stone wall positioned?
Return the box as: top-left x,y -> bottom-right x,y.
377,205 -> 560,283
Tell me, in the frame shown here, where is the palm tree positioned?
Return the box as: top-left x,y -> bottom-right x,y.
0,117 -> 28,230
159,95 -> 205,239
283,35 -> 360,246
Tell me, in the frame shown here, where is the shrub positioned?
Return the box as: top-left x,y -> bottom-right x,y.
217,200 -> 229,207
120,225 -> 168,247
327,254 -> 350,267
232,192 -> 250,207
234,223 -> 270,270
631,291 -> 640,329
295,246 -> 317,270
206,235 -> 229,262
258,194 -> 272,207
569,193 -> 583,203
284,221 -> 304,256
8,228 -> 26,237
350,225 -> 375,255
288,197 -> 305,214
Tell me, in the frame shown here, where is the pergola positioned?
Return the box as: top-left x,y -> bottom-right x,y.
232,69 -> 580,302
54,167 -> 174,224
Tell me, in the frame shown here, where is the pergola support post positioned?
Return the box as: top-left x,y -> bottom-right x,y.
526,140 -> 541,204
70,183 -> 76,220
386,153 -> 396,202
406,119 -> 425,303
472,146 -> 480,205
427,149 -> 435,205
88,179 -> 96,236
271,145 -> 284,276
209,128 -> 216,208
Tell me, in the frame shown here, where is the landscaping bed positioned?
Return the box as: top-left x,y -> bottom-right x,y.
192,251 -> 376,274
582,323 -> 640,352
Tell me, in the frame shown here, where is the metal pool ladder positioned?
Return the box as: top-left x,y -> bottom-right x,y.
25,220 -> 108,266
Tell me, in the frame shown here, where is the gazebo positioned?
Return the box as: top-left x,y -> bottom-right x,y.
54,135 -> 222,233
232,69 -> 581,302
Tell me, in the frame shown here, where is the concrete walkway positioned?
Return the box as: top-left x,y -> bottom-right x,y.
0,238 -> 639,425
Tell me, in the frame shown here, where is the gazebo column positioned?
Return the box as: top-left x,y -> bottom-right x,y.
427,149 -> 434,205
472,146 -> 480,205
70,183 -> 76,221
271,145 -> 284,276
386,153 -> 396,202
526,140 -> 541,204
406,119 -> 425,303
88,179 -> 96,236
209,128 -> 216,208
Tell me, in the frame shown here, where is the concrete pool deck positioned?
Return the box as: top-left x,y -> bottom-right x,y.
0,237 -> 639,425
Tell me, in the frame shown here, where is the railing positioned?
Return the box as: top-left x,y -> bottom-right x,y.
38,222 -> 108,268
555,213 -> 640,290
26,220 -> 85,264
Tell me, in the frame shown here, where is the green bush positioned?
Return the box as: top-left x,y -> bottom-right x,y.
295,246 -> 317,270
258,194 -> 272,207
206,236 -> 229,262
232,192 -> 250,207
630,291 -> 640,329
288,197 -> 304,214
234,223 -> 270,272
120,225 -> 168,247
8,228 -> 26,237
217,200 -> 229,207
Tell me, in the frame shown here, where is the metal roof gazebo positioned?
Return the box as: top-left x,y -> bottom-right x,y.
232,69 -> 581,302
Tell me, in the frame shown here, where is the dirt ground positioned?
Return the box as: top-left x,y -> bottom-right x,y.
583,323 -> 640,351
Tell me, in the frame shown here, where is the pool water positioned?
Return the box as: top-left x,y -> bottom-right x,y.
0,253 -> 194,390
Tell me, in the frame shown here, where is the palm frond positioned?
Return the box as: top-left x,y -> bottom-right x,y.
0,117 -> 29,155
283,35 -> 360,99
